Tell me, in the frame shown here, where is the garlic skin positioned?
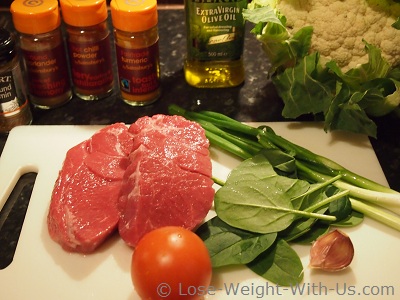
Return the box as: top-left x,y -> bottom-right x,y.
309,229 -> 354,272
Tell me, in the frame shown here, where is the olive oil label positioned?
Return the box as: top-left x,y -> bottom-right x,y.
22,43 -> 71,98
115,43 -> 160,96
186,0 -> 247,61
68,37 -> 114,91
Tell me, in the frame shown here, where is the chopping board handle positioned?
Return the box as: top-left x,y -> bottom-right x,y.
0,128 -> 39,209
0,163 -> 38,210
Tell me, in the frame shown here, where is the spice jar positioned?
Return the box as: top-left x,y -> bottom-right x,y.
60,0 -> 114,100
0,28 -> 32,134
10,0 -> 72,109
110,0 -> 161,106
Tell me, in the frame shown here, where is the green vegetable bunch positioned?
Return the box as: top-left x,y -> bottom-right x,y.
243,0 -> 400,137
169,104 -> 400,286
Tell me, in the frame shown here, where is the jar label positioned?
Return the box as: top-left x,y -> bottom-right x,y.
68,36 -> 114,91
0,70 -> 27,117
22,43 -> 71,98
115,43 -> 160,95
185,0 -> 247,61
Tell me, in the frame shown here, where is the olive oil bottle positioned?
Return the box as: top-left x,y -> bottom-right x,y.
184,0 -> 247,88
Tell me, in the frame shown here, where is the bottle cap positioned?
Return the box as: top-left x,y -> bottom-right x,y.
110,0 -> 158,32
0,28 -> 16,66
10,0 -> 61,35
60,0 -> 108,27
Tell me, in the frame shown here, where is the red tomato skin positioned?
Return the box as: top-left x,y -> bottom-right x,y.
131,226 -> 212,300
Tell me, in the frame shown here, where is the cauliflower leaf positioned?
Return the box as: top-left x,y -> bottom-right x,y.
393,17 -> 400,29
243,2 -> 313,73
244,0 -> 400,137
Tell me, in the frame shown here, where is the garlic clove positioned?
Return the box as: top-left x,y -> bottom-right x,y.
309,229 -> 354,272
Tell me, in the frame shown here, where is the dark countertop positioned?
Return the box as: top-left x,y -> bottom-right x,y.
1,7 -> 399,268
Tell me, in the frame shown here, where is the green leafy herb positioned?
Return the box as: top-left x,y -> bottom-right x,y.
279,207 -> 327,242
215,153 -> 339,234
332,210 -> 364,228
286,220 -> 331,244
169,104 -> 400,232
170,105 -> 400,286
326,186 -> 353,222
247,238 -> 304,286
196,217 -> 277,267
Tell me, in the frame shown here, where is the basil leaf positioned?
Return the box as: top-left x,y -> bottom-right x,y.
196,217 -> 277,267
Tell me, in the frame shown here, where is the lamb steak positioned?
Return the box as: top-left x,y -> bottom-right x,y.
118,114 -> 215,247
47,115 -> 214,252
47,123 -> 134,253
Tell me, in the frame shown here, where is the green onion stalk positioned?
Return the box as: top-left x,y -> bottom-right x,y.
168,104 -> 400,232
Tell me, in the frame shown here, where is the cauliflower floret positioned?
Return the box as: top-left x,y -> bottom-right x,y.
277,0 -> 400,71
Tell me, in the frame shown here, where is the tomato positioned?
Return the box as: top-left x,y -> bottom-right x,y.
131,226 -> 212,300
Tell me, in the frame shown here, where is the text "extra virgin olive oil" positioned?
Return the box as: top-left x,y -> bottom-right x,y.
184,0 -> 247,88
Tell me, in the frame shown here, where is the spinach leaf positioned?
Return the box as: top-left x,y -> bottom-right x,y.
327,186 -> 353,221
292,181 -> 333,211
223,152 -> 305,195
215,179 -> 297,233
248,239 -> 304,286
332,210 -> 364,227
282,184 -> 354,241
215,154 -> 335,234
280,207 -> 328,242
196,217 -> 277,267
290,221 -> 330,244
258,148 -> 297,178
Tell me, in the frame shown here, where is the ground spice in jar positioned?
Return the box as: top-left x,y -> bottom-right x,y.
0,28 -> 32,134
60,0 -> 114,100
10,0 -> 72,109
110,0 -> 161,106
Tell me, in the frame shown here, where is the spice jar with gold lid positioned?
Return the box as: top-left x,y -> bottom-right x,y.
10,0 -> 73,109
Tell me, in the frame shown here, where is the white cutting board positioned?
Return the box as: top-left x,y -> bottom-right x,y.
0,123 -> 399,300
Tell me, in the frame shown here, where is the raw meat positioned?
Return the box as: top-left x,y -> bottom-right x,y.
47,123 -> 133,253
48,115 -> 215,252
118,115 -> 215,247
